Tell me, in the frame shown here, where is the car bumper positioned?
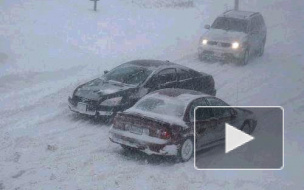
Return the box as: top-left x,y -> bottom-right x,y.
109,128 -> 178,156
198,45 -> 245,60
68,97 -> 114,117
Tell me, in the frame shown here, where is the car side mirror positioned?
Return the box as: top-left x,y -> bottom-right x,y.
104,70 -> 109,74
204,24 -> 211,29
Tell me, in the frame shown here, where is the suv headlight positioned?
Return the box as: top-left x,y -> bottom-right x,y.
202,39 -> 208,45
232,42 -> 240,49
100,97 -> 122,106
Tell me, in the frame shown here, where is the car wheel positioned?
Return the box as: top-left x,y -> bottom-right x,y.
258,39 -> 266,57
239,49 -> 249,65
177,138 -> 194,162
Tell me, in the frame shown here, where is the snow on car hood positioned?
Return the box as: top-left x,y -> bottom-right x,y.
203,29 -> 247,43
74,79 -> 134,100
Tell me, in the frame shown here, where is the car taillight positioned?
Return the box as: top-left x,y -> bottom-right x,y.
159,129 -> 171,139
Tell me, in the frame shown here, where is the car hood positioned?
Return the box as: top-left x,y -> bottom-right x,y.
203,29 -> 247,43
74,79 -> 136,101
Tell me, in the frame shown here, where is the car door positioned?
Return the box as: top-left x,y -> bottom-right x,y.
176,68 -> 194,90
205,97 -> 237,140
155,68 -> 178,89
188,98 -> 218,149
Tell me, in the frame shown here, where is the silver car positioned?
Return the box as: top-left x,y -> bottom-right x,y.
198,10 -> 267,65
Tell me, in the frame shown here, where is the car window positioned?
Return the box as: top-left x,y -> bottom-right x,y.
189,98 -> 212,121
105,66 -> 152,85
134,97 -> 186,118
254,16 -> 261,30
249,16 -> 260,32
205,97 -> 231,118
211,17 -> 248,33
157,68 -> 177,84
257,15 -> 265,28
206,97 -> 229,106
177,69 -> 192,81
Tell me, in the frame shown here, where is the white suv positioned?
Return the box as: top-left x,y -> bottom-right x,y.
198,10 -> 267,65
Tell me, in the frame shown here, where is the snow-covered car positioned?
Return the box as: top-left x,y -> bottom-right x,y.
109,88 -> 257,162
198,10 -> 267,65
68,60 -> 216,122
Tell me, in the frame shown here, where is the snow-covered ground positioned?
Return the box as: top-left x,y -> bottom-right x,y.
1,0 -> 304,189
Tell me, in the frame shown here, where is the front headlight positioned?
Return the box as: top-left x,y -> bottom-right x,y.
100,97 -> 122,106
202,39 -> 208,45
232,42 -> 240,49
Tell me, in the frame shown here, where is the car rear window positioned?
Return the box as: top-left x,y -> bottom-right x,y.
133,97 -> 186,118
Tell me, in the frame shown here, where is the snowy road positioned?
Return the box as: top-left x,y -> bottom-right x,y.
1,0 -> 304,189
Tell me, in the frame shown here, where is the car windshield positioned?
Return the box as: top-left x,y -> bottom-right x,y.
211,17 -> 248,33
134,97 -> 186,118
104,65 -> 152,85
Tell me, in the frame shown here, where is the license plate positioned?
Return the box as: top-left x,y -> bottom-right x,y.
129,126 -> 143,135
77,102 -> 87,113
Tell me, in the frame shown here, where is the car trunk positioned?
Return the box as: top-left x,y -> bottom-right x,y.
113,112 -> 181,140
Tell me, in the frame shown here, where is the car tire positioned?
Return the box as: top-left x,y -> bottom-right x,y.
239,49 -> 250,65
177,138 -> 194,162
258,39 -> 266,57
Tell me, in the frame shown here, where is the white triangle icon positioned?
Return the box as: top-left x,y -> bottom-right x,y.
225,123 -> 254,153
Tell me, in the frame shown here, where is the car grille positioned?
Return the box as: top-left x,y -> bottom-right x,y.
221,42 -> 231,48
207,41 -> 231,48
207,41 -> 218,45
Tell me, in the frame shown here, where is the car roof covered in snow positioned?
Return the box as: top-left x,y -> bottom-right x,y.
125,88 -> 213,127
222,10 -> 259,19
147,88 -> 211,104
122,59 -> 194,72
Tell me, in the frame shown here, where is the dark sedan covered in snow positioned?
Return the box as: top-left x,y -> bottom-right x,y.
68,60 -> 216,121
109,88 -> 257,162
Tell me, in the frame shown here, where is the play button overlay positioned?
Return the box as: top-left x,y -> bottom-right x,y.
225,123 -> 254,153
194,106 -> 284,170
